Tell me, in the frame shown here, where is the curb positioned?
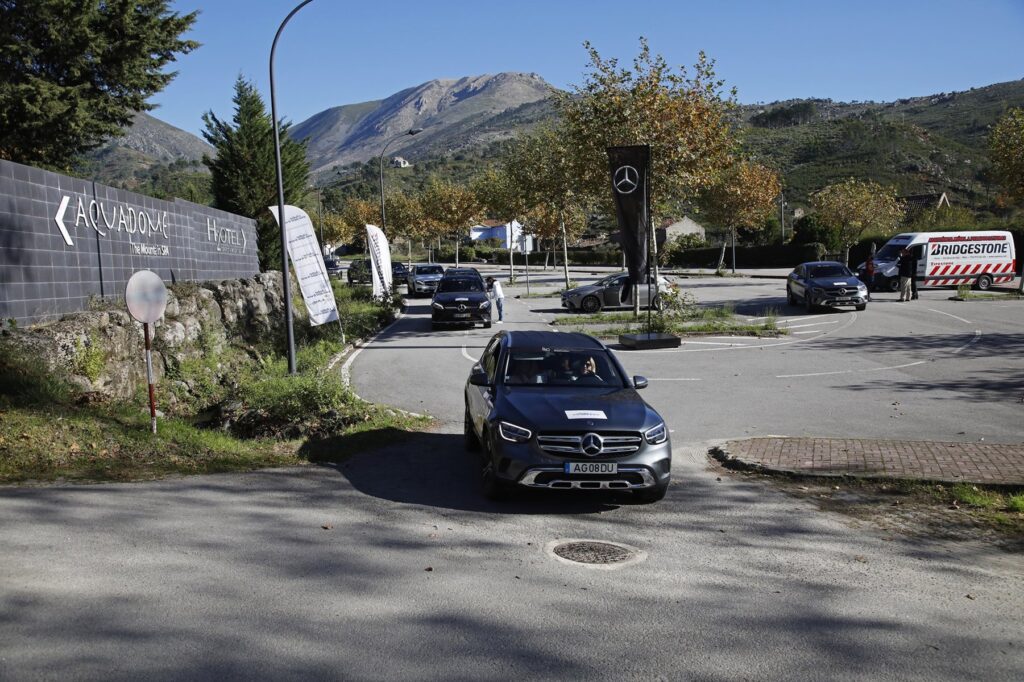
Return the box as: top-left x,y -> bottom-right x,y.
708,441 -> 1024,490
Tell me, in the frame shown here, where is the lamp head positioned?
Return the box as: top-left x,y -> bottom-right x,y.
408,128 -> 424,136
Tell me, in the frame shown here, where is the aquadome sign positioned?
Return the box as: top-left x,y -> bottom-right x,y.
52,193 -> 248,256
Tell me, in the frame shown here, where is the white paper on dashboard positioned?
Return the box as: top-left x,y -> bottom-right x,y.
565,410 -> 607,420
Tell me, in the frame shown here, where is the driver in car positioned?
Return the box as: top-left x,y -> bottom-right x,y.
575,356 -> 604,384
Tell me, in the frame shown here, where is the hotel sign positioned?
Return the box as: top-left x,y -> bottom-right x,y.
54,195 -> 171,246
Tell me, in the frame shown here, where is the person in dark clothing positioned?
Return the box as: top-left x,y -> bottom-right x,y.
897,249 -> 914,302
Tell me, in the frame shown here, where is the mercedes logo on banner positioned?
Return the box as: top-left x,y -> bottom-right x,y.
581,433 -> 604,456
613,165 -> 639,194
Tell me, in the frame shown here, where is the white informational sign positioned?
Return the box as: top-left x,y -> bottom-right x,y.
565,410 -> 608,420
269,205 -> 340,326
365,224 -> 393,299
124,270 -> 168,324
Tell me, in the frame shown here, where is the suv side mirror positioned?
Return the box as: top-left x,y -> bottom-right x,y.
469,371 -> 491,387
633,375 -> 648,390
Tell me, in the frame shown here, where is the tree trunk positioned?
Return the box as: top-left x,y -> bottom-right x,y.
454,239 -> 459,267
560,213 -> 570,290
731,227 -> 737,274
842,245 -> 851,267
716,241 -> 727,271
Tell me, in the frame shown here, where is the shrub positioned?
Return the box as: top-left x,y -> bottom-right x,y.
239,371 -> 355,425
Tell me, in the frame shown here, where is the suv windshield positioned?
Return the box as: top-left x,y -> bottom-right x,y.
438,278 -> 483,293
809,264 -> 853,278
503,349 -> 622,387
417,266 -> 444,275
876,242 -> 910,261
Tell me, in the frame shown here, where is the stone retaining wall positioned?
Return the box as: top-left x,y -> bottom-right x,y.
1,272 -> 285,401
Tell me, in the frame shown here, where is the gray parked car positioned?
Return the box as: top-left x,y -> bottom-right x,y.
562,272 -> 673,313
406,264 -> 445,296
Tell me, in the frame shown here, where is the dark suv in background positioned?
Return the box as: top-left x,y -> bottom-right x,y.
464,331 -> 671,502
431,275 -> 491,329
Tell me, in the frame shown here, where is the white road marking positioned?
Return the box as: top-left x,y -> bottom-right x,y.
792,330 -> 824,335
648,377 -> 702,381
780,320 -> 841,329
776,360 -> 926,379
926,308 -> 972,325
461,345 -> 477,362
951,330 -> 982,354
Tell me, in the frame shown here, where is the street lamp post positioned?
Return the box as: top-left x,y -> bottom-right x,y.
270,0 -> 315,375
378,128 -> 423,231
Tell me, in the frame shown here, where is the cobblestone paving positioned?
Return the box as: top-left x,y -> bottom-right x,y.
718,438 -> 1024,485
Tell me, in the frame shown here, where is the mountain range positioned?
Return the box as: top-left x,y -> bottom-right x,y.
87,73 -> 1024,209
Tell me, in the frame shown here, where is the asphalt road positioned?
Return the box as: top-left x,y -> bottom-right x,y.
2,270 -> 1021,680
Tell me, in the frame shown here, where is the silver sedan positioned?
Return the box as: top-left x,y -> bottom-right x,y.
561,272 -> 674,313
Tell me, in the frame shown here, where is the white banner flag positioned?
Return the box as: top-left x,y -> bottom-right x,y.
365,224 -> 393,299
269,205 -> 340,326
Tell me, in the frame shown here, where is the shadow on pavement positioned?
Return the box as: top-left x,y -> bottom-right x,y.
304,429 -> 628,515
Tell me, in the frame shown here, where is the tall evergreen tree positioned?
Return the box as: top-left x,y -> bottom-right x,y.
0,0 -> 198,170
202,77 -> 310,271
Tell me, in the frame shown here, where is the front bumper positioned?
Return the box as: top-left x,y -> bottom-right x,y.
489,435 -> 672,490
432,310 -> 489,325
812,294 -> 867,307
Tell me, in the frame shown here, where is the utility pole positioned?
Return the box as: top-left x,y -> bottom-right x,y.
779,191 -> 786,243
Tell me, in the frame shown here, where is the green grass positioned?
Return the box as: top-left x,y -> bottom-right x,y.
1008,494 -> 1024,513
954,291 -> 1023,301
552,302 -> 781,337
577,320 -> 784,338
952,483 -> 1012,510
0,287 -> 427,485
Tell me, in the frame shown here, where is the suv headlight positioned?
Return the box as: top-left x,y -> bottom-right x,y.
498,421 -> 532,443
431,301 -> 444,310
644,422 -> 668,444
479,300 -> 491,309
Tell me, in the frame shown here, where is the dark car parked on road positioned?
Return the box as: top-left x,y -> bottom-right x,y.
392,262 -> 408,284
324,257 -> 343,279
431,276 -> 491,329
787,261 -> 868,312
464,331 -> 671,502
347,258 -> 372,284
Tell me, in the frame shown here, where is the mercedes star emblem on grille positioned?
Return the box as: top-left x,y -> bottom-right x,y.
581,433 -> 603,456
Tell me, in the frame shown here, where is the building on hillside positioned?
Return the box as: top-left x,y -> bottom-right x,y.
469,219 -> 533,252
657,216 -> 706,248
390,156 -> 411,168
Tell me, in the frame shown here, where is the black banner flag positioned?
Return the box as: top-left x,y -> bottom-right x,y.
606,145 -> 651,286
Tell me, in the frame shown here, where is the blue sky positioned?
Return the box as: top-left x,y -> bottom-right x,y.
154,0 -> 1024,136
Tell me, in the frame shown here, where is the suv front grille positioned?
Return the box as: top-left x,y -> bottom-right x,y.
537,433 -> 642,457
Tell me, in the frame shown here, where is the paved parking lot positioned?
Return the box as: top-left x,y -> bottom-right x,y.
2,265 -> 1021,680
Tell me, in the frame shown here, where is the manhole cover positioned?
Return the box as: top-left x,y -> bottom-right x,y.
552,541 -> 635,565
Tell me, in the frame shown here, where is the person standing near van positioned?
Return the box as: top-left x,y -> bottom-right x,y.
486,276 -> 505,323
897,249 -> 914,302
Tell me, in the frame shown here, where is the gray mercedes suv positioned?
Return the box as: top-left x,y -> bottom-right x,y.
464,330 -> 672,502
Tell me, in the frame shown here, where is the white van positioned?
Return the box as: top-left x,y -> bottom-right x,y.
861,231 -> 1016,292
